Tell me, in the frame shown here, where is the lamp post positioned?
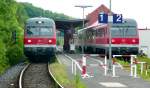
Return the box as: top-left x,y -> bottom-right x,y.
75,5 -> 92,54
108,0 -> 112,72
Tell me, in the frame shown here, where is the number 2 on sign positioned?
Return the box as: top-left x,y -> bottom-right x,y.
116,14 -> 122,22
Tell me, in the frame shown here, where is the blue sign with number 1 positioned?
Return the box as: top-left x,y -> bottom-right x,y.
113,14 -> 123,23
98,13 -> 108,23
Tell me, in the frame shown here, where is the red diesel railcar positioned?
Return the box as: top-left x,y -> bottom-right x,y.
76,19 -> 139,55
24,17 -> 56,62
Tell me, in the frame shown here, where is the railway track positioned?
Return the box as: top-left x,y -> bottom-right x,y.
19,63 -> 54,88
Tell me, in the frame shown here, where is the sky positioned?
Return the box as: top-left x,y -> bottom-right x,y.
16,0 -> 150,28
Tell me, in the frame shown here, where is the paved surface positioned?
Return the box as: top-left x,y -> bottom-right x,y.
57,54 -> 150,88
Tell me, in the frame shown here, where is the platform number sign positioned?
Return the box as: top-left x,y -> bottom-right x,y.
98,13 -> 108,23
98,13 -> 123,23
113,14 -> 123,23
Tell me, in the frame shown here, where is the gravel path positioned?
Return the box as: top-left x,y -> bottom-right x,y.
0,63 -> 26,88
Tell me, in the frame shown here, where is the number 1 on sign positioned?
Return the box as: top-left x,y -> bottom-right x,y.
100,14 -> 103,22
98,14 -> 108,23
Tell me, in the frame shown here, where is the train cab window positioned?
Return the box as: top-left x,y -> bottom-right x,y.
26,26 -> 39,36
111,26 -> 137,37
124,27 -> 137,37
26,26 -> 53,36
40,27 -> 53,36
111,27 -> 123,37
27,28 -> 33,35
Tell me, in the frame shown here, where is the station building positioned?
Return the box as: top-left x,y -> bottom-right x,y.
86,4 -> 150,58
57,4 -> 150,57
139,28 -> 150,58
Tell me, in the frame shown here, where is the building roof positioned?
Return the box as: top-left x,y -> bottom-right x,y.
86,4 -> 112,26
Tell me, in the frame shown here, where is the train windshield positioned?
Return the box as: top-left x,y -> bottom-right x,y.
111,26 -> 137,37
26,26 -> 53,36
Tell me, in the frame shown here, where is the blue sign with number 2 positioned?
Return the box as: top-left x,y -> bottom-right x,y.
113,14 -> 122,23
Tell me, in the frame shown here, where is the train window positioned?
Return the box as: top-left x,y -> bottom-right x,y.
86,29 -> 92,40
111,26 -> 137,37
124,27 -> 137,37
111,27 -> 123,37
40,27 -> 53,36
97,29 -> 105,37
26,27 -> 39,36
26,26 -> 54,36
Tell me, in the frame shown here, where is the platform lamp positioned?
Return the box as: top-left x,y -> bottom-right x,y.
74,5 -> 92,54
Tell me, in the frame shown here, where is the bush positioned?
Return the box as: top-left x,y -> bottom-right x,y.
0,39 -> 9,74
6,44 -> 23,65
57,40 -> 60,45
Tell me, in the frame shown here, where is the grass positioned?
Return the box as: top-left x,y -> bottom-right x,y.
49,61 -> 86,88
115,56 -> 150,81
136,56 -> 150,81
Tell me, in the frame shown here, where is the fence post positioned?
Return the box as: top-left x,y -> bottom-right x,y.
104,56 -> 107,76
141,63 -> 143,75
112,64 -> 116,77
72,60 -> 74,74
130,56 -> 134,76
134,64 -> 137,78
145,63 -> 148,76
75,63 -> 77,75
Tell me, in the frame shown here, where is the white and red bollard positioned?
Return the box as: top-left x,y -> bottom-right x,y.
81,55 -> 93,78
82,55 -> 86,76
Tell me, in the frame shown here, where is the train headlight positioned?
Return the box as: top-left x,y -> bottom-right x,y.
111,39 -> 115,43
36,21 -> 44,24
28,39 -> 31,43
132,39 -> 136,43
48,40 -> 52,43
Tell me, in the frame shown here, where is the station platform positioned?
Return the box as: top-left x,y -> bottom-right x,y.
57,54 -> 150,88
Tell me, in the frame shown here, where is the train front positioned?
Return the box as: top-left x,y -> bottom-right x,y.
24,17 -> 56,62
110,19 -> 139,55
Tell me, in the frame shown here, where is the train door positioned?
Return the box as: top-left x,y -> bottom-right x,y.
70,34 -> 77,53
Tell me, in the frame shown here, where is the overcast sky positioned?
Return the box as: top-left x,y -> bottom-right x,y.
16,0 -> 150,28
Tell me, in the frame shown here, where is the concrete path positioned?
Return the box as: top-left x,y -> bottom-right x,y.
57,54 -> 150,88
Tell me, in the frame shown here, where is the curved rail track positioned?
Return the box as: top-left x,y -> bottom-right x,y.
19,63 -> 54,88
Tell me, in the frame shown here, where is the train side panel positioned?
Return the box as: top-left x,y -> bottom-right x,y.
77,19 -> 139,55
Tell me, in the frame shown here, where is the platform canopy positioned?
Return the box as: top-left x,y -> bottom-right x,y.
55,19 -> 88,30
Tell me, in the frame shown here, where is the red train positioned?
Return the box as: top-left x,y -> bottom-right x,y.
76,19 -> 139,55
24,17 -> 56,62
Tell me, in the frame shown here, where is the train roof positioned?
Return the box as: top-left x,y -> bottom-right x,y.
26,17 -> 55,26
78,24 -> 107,33
111,18 -> 137,27
78,18 -> 137,33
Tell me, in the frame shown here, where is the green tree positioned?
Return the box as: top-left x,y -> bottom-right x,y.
21,2 -> 73,20
0,39 -> 9,74
0,0 -> 24,74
